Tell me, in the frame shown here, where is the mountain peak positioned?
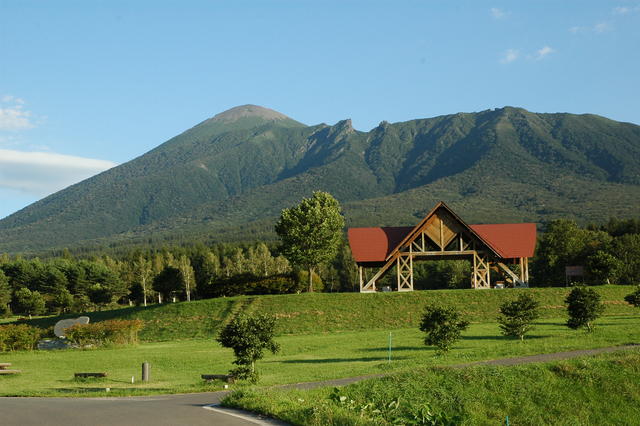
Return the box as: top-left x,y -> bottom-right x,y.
209,105 -> 292,123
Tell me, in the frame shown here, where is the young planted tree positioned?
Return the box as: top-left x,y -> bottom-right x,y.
419,304 -> 469,354
275,191 -> 345,292
497,293 -> 540,341
624,286 -> 640,307
565,286 -> 605,332
216,313 -> 280,382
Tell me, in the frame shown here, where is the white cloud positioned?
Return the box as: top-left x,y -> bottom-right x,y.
0,95 -> 34,131
613,6 -> 631,15
500,49 -> 519,64
569,21 -> 614,35
0,149 -> 117,196
534,46 -> 555,60
594,21 -> 612,33
490,8 -> 508,19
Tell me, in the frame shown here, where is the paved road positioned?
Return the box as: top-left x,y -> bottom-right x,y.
0,391 -> 278,426
2,344 -> 637,426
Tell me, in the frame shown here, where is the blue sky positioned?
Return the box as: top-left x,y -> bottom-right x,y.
1,0 -> 639,219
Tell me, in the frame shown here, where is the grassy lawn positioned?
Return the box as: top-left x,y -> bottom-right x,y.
1,315 -> 639,397
223,348 -> 640,425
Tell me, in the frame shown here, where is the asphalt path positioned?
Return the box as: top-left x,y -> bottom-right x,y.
2,344 -> 638,426
0,391 -> 280,426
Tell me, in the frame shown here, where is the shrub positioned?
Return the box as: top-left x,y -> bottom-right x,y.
497,293 -> 540,341
565,287 -> 605,332
65,319 -> 144,347
217,313 -> 280,382
0,324 -> 42,352
624,286 -> 640,307
419,304 -> 469,353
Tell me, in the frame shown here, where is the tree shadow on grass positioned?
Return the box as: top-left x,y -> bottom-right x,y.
278,356 -> 410,364
461,334 -> 549,341
535,321 -> 566,326
358,346 -> 429,352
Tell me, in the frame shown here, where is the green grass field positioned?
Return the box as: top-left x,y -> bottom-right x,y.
17,286 -> 638,341
1,314 -> 639,397
223,348 -> 640,425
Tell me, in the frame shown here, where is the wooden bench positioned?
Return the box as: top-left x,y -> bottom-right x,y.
201,374 -> 235,384
0,363 -> 20,375
74,372 -> 107,378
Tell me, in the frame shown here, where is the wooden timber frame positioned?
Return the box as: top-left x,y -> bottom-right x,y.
357,203 -> 530,292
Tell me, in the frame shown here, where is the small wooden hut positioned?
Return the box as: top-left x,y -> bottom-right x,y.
348,202 -> 536,292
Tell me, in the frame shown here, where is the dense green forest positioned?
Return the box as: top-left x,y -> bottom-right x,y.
1,216 -> 639,318
1,105 -> 640,253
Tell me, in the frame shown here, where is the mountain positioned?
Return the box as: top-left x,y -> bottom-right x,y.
1,105 -> 640,253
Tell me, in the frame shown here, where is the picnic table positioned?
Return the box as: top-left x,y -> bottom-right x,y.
0,362 -> 21,375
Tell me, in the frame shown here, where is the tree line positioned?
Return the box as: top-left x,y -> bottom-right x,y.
0,239 -> 358,317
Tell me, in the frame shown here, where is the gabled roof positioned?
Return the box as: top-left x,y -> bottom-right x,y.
348,202 -> 536,263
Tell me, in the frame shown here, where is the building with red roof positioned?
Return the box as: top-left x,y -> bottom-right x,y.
348,202 -> 536,292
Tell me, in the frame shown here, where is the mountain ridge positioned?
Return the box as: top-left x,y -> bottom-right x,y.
1,105 -> 639,254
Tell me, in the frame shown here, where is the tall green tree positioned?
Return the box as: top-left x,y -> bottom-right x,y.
275,191 -> 345,292
12,288 -> 46,316
177,255 -> 195,301
133,256 -> 153,306
0,270 -> 11,316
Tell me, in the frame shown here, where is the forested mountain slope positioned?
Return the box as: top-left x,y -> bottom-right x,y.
1,105 -> 639,253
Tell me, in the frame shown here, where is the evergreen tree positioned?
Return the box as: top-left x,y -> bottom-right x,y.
419,304 -> 469,353
565,286 -> 605,332
497,293 -> 540,340
0,270 -> 11,316
13,287 -> 46,316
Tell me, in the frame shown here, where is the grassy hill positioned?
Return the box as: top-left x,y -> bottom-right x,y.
1,105 -> 640,253
22,286 -> 638,341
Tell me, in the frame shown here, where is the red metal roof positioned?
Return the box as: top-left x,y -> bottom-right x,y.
469,223 -> 537,259
348,223 -> 536,263
347,227 -> 413,263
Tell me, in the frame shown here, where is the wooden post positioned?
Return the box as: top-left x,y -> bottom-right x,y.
472,251 -> 477,289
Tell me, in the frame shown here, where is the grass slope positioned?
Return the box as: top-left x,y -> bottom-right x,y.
20,286 -> 638,341
223,348 -> 640,425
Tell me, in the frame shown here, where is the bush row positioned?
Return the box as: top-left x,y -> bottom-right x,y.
0,324 -> 42,352
65,319 -> 144,347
